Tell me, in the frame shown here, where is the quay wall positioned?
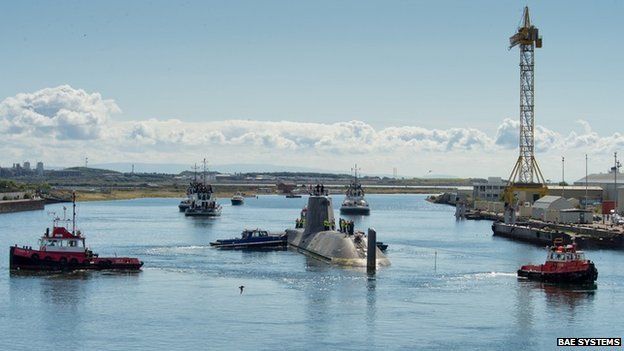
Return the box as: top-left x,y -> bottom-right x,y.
0,199 -> 45,214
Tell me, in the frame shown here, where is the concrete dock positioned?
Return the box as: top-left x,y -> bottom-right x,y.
0,199 -> 45,214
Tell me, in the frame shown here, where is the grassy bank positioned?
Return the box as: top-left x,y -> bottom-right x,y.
75,189 -> 185,201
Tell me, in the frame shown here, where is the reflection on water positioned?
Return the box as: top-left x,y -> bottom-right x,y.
512,279 -> 537,349
10,271 -> 140,307
365,275 -> 376,346
304,255 -> 332,272
538,283 -> 596,311
186,216 -> 219,228
304,269 -> 331,342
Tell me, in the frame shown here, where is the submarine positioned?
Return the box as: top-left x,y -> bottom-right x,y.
287,186 -> 390,267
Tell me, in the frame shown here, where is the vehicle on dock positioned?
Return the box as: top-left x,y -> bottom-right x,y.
231,193 -> 245,206
9,195 -> 143,272
340,166 -> 370,215
517,242 -> 597,284
210,229 -> 287,249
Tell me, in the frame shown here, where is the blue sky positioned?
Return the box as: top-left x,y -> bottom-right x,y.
0,1 -> 622,179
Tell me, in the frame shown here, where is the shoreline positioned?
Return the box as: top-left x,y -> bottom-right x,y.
68,187 -> 445,202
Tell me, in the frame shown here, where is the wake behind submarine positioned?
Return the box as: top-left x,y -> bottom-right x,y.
287,185 -> 390,267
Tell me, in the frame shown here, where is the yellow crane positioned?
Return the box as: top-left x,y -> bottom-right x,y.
503,6 -> 548,207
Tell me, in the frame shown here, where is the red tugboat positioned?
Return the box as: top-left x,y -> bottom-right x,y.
517,241 -> 597,284
9,194 -> 143,271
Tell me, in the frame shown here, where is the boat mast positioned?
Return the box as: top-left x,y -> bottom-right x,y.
72,191 -> 76,234
351,164 -> 360,185
202,158 -> 207,185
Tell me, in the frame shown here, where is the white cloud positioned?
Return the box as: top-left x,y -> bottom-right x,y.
1,86 -> 623,179
494,118 -> 518,149
0,85 -> 120,140
494,118 -> 562,152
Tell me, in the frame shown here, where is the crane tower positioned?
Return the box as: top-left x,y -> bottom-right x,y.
504,7 -> 547,204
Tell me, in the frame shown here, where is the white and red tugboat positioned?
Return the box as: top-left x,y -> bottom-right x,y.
517,241 -> 597,284
9,194 -> 143,271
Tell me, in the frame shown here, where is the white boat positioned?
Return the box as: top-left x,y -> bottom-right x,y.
231,192 -> 244,206
185,159 -> 222,217
340,165 -> 370,215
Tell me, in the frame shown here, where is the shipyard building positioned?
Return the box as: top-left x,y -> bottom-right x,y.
574,169 -> 623,203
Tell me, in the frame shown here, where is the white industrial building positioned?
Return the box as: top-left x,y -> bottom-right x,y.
531,196 -> 573,222
472,177 -> 507,202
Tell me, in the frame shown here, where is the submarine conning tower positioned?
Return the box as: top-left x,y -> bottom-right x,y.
287,188 -> 390,267
303,195 -> 335,238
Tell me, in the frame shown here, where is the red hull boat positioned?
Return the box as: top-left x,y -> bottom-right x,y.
9,195 -> 143,272
517,242 -> 597,284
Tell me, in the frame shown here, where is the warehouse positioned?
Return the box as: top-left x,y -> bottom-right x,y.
531,196 -> 573,222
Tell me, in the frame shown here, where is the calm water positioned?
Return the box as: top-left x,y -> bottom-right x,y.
0,195 -> 622,350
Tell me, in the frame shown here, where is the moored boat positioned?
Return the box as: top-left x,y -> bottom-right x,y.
231,193 -> 245,206
210,229 -> 287,249
517,242 -> 597,284
9,195 -> 143,271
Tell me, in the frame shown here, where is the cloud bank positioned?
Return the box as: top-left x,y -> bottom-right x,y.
0,85 -> 120,140
1,85 -> 622,178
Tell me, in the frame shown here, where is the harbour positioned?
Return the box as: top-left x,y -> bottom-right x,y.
1,1 -> 622,349
1,194 -> 623,350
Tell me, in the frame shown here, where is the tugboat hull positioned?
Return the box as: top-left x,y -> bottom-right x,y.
9,246 -> 144,271
185,207 -> 222,217
231,199 -> 244,206
517,264 -> 598,284
517,261 -> 598,284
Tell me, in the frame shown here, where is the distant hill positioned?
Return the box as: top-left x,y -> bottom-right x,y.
63,167 -> 121,175
92,162 -> 336,174
92,163 -> 188,174
84,162 -> 465,180
422,174 -> 459,179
